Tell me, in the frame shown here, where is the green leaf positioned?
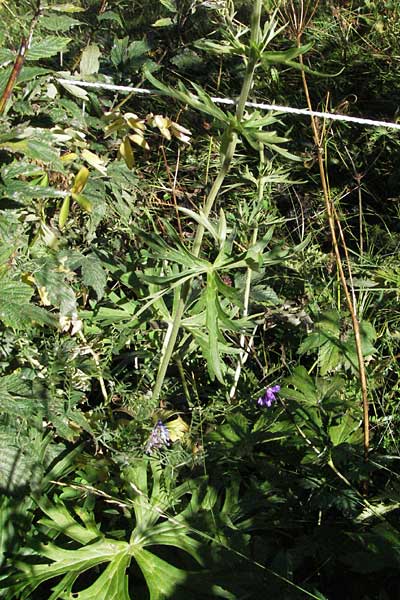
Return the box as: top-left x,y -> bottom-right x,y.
59,194 -> 70,228
11,539 -> 130,599
144,68 -> 228,123
40,15 -> 82,31
329,413 -> 362,446
34,262 -> 77,317
262,43 -> 313,64
37,498 -> 100,545
0,444 -> 32,492
97,11 -> 124,28
0,48 -> 14,63
80,254 -> 108,300
194,39 -> 237,55
1,179 -> 66,201
59,80 -> 89,100
160,0 -> 176,12
284,366 -> 319,404
80,44 -> 101,75
0,280 -> 55,329
134,548 -> 189,599
27,37 -> 72,61
0,137 -> 62,167
69,552 -> 131,600
49,3 -> 86,12
72,192 -> 93,212
152,17 -> 175,27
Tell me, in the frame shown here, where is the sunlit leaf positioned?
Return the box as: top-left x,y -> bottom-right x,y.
58,194 -> 70,229
27,37 -> 72,60
119,136 -> 135,169
80,44 -> 101,76
71,166 -> 89,194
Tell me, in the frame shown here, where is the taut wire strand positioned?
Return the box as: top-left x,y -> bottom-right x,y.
56,78 -> 400,131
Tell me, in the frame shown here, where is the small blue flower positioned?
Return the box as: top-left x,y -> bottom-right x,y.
257,385 -> 280,408
145,420 -> 171,454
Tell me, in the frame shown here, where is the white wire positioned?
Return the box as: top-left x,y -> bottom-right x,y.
56,78 -> 400,131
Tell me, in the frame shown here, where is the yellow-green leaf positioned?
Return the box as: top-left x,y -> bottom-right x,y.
50,3 -> 86,12
81,149 -> 107,175
59,195 -> 71,229
119,137 -> 134,169
129,134 -> 150,151
167,416 -> 189,443
71,166 -> 89,194
72,192 -> 92,213
124,113 -> 146,133
80,44 -> 101,76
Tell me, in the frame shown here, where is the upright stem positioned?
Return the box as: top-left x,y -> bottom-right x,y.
152,0 -> 263,402
229,144 -> 264,401
0,1 -> 42,115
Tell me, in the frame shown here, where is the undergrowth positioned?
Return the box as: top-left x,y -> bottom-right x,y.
0,1 -> 399,598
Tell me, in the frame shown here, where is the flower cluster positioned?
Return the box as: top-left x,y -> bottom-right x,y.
257,385 -> 280,408
145,420 -> 171,455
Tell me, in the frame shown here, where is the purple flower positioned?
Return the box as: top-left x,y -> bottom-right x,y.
257,385 -> 280,408
145,420 -> 171,454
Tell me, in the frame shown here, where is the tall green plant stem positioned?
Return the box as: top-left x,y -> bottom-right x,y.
298,50 -> 370,464
152,0 -> 263,402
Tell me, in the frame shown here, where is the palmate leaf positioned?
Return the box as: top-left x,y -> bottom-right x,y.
133,226 -> 209,270
298,311 -> 376,375
6,516 -> 201,600
328,413 -> 363,447
8,537 -> 130,599
134,549 -> 192,600
4,460 -> 207,600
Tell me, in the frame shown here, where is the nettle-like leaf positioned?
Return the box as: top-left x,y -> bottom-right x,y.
33,260 -> 77,319
0,279 -> 56,329
80,254 -> 108,300
27,37 -> 72,61
40,14 -> 83,32
328,413 -> 363,447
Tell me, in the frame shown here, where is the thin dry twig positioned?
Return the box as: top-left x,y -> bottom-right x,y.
294,7 -> 370,467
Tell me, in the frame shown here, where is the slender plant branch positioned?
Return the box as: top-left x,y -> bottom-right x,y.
0,1 -> 42,115
297,45 -> 369,464
152,0 -> 263,402
160,145 -> 183,239
229,144 -> 265,401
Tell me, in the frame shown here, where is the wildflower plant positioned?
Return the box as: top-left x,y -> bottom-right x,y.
145,420 -> 171,454
257,385 -> 281,408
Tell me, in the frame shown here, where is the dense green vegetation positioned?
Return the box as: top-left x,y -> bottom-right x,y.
0,0 -> 400,598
